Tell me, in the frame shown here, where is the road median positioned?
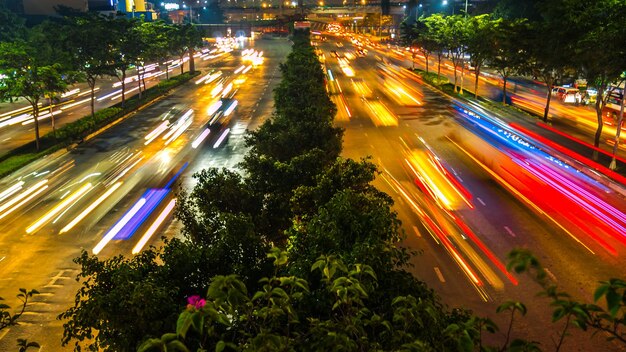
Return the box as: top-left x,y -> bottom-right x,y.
410,67 -> 626,182
0,71 -> 201,179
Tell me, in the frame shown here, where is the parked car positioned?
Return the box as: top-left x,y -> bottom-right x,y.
552,87 -> 581,104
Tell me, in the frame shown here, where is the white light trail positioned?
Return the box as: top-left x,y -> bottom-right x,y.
26,183 -> 92,234
192,128 -> 210,149
92,198 -> 146,255
60,182 -> 123,234
132,198 -> 176,254
213,128 -> 230,148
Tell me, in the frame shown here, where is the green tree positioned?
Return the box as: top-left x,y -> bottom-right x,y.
465,14 -> 497,99
566,0 -> 626,159
0,42 -> 69,150
441,15 -> 469,93
170,24 -> 203,75
493,0 -> 542,21
59,249 -> 183,352
147,21 -> 177,81
421,14 -> 448,80
521,1 -> 582,122
0,1 -> 26,43
489,18 -> 526,104
110,15 -> 138,106
65,13 -> 117,117
29,20 -> 80,137
138,253 -> 473,352
400,18 -> 440,74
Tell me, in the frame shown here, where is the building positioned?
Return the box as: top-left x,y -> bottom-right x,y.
14,0 -> 157,20
21,0 -> 88,15
118,0 -> 158,20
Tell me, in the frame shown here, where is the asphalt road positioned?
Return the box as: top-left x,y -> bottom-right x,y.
374,38 -> 626,163
1,35 -> 625,352
322,37 -> 626,351
0,52 -> 225,158
0,38 -> 292,351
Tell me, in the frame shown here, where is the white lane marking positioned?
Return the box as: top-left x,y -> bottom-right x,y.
0,256 -> 5,263
434,267 -> 446,283
412,225 -> 422,237
544,268 -> 558,283
2,137 -> 10,142
476,197 -> 486,206
45,270 -> 70,287
504,226 -> 516,237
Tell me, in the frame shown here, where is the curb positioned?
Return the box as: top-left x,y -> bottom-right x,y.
84,94 -> 169,144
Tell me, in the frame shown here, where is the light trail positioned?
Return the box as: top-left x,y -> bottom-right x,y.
132,198 -> 176,254
192,128 -> 210,149
59,182 -> 123,234
213,128 -> 230,148
26,183 -> 93,234
0,180 -> 49,220
93,198 -> 146,255
0,182 -> 24,203
144,121 -> 169,145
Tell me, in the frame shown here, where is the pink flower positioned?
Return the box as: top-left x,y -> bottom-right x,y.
186,295 -> 206,309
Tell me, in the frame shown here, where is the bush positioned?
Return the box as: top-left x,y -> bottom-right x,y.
415,69 -> 450,86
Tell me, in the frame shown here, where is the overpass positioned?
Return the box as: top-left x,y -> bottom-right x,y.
196,5 -> 406,37
221,4 -> 406,20
309,5 -> 406,15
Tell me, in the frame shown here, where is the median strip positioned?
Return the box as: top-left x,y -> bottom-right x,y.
0,71 -> 200,179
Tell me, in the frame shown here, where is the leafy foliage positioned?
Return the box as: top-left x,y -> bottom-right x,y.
508,249 -> 626,348
0,289 -> 40,351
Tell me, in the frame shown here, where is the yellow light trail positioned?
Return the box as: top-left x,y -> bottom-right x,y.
59,182 -> 123,234
26,183 -> 92,234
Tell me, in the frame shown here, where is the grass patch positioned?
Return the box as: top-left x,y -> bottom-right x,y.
0,153 -> 46,178
416,70 -> 450,86
411,67 -> 544,121
0,71 -> 200,179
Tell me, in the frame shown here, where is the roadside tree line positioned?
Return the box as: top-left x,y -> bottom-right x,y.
54,29 -> 626,352
0,9 -> 203,150
401,0 -> 626,166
